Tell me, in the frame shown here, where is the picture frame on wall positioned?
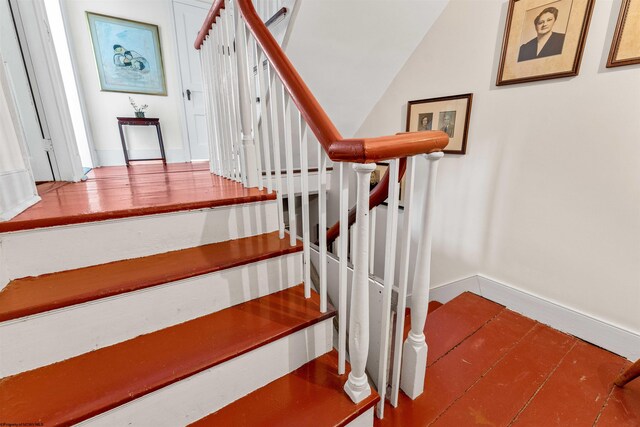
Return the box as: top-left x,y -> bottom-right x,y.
496,0 -> 595,86
406,93 -> 473,155
607,0 -> 640,67
87,12 -> 167,96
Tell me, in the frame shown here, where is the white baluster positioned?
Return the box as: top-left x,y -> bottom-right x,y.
220,13 -> 237,180
318,147 -> 328,313
390,156 -> 416,407
282,93 -> 297,245
269,70 -> 285,238
203,36 -> 222,176
400,151 -> 443,399
369,207 -> 376,274
338,161 -> 349,375
215,21 -> 231,179
233,5 -> 257,186
344,162 -> 375,404
376,159 -> 400,418
246,35 -> 263,190
299,115 -> 311,298
224,7 -> 242,182
256,47 -> 273,193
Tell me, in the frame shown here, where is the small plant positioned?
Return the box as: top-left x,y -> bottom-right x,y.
129,97 -> 148,118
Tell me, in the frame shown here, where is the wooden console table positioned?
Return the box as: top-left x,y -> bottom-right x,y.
117,117 -> 166,166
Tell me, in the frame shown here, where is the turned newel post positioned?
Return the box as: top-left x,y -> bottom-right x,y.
344,162 -> 376,404
400,151 -> 444,399
234,5 -> 258,187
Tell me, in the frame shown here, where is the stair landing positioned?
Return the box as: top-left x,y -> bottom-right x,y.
0,162 -> 275,233
378,292 -> 636,426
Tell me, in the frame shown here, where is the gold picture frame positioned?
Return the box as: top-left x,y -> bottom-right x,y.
406,93 -> 473,155
497,0 -> 595,85
607,0 -> 640,67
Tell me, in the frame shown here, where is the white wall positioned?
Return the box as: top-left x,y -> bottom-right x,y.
63,0 -> 188,165
285,0 -> 448,138
357,0 -> 640,335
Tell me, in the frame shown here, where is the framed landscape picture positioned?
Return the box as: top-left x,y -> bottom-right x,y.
607,0 -> 640,67
497,0 -> 595,85
87,12 -> 167,95
406,93 -> 473,155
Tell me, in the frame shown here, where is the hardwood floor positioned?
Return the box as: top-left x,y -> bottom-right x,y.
0,162 -> 275,233
377,293 -> 637,426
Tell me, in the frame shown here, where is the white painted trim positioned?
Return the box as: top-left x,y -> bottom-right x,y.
55,0 -> 98,167
346,407 -> 374,427
78,319 -> 333,427
429,274 -> 640,361
11,0 -> 84,181
0,252 -> 302,376
0,170 -> 40,222
168,0 -> 194,163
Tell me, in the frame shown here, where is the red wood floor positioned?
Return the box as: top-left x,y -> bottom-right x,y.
0,162 -> 275,233
377,293 -> 638,426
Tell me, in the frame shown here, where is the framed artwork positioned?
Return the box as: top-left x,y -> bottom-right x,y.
406,93 -> 473,155
496,0 -> 595,85
607,0 -> 640,67
87,12 -> 167,96
371,162 -> 405,208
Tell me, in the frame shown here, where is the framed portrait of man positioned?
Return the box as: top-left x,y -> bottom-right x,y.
497,0 -> 595,85
607,0 -> 640,67
406,93 -> 473,155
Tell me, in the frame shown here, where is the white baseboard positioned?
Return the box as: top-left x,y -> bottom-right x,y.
430,274 -> 640,361
96,148 -> 187,166
0,169 -> 40,221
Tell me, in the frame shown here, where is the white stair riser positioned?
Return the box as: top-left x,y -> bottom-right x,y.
78,319 -> 333,427
347,407 -> 375,427
0,253 -> 302,377
1,200 -> 278,280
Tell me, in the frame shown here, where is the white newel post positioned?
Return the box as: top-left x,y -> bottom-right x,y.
400,151 -> 443,399
344,162 -> 376,404
234,9 -> 258,187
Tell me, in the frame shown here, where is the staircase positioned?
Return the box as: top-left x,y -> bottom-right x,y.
0,191 -> 378,426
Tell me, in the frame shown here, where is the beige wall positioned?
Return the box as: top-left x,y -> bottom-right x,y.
63,0 -> 187,165
358,0 -> 640,333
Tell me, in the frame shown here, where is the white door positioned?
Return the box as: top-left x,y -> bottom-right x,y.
0,0 -> 56,181
174,0 -> 210,161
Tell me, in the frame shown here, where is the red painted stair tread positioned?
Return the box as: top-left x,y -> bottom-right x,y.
191,350 -> 379,427
0,162 -> 275,233
1,285 -> 334,426
0,231 -> 302,322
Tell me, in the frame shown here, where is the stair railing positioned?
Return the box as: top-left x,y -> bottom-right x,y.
195,0 -> 448,414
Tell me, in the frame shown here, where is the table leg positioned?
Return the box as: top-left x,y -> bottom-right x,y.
118,123 -> 130,166
155,123 -> 167,164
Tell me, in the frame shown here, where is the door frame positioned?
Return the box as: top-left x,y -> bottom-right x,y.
10,0 -> 85,182
168,0 -> 213,163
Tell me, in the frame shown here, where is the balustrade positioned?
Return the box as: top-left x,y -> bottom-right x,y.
195,0 -> 447,415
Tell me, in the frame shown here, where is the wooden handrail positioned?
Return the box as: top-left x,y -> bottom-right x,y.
195,0 -> 449,163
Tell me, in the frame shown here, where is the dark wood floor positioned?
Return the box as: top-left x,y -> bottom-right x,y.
0,162 -> 274,233
377,293 -> 638,426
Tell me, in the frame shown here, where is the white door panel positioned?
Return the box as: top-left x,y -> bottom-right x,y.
174,1 -> 210,161
0,0 -> 54,181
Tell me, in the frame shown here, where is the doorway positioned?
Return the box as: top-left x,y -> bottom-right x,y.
1,0 -> 57,182
173,0 -> 211,161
